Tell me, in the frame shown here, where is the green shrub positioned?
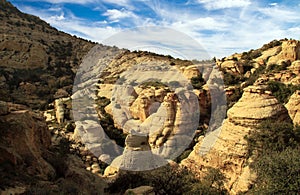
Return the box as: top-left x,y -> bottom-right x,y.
245,120 -> 300,193
250,147 -> 300,194
266,63 -> 288,72
104,165 -> 228,195
261,39 -> 282,51
191,74 -> 205,89
245,120 -> 299,157
266,81 -> 300,104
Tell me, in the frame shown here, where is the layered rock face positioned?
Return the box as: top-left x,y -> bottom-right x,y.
285,90 -> 300,125
0,101 -> 55,179
182,85 -> 291,194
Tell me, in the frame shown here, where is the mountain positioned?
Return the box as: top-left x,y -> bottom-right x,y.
0,0 -> 95,108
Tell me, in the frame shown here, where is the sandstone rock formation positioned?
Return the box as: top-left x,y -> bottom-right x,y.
285,90 -> 300,125
180,65 -> 201,79
255,45 -> 281,66
182,85 -> 291,194
267,40 -> 300,66
218,60 -> 244,75
55,99 -> 65,124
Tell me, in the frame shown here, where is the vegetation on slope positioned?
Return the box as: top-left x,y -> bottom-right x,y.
105,165 -> 228,195
245,120 -> 300,193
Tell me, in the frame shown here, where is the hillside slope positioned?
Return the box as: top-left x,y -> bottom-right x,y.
0,0 -> 95,108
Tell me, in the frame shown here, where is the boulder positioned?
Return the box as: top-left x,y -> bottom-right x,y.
285,90 -> 300,125
125,186 -> 154,195
181,65 -> 200,80
220,60 -> 244,75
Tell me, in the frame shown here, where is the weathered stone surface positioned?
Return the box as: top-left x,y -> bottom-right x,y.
219,60 -> 244,74
55,99 -> 65,124
289,60 -> 300,74
181,65 -> 200,79
255,46 -> 281,65
182,84 -> 291,194
227,85 -> 290,126
103,165 -> 119,176
285,90 -> 300,125
97,84 -> 114,99
267,40 -> 300,66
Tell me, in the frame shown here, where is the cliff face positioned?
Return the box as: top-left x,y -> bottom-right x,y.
0,101 -> 54,178
182,85 -> 291,194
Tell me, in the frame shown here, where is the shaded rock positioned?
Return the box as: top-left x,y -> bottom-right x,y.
125,186 -> 154,195
0,101 -> 8,115
54,88 -> 69,99
0,102 -> 55,179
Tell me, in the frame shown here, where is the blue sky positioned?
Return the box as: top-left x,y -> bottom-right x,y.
9,0 -> 300,59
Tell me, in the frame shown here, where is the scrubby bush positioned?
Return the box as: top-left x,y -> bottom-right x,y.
267,81 -> 300,104
191,74 -> 205,89
245,120 -> 300,193
104,165 -> 228,194
266,63 -> 288,72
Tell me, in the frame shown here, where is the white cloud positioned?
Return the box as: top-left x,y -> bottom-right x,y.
28,0 -> 97,5
103,9 -> 137,21
50,13 -> 65,21
12,0 -> 300,59
102,0 -> 131,8
269,2 -> 278,6
197,0 -> 251,10
258,6 -> 300,22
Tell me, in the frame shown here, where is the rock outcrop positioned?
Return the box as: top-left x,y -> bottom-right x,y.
267,40 -> 300,66
0,102 -> 55,179
285,90 -> 300,125
182,85 -> 291,194
125,186 -> 155,195
217,60 -> 244,75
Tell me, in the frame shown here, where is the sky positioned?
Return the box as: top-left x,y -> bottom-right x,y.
8,0 -> 300,59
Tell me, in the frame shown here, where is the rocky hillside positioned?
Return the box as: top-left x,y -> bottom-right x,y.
1,0 -> 300,194
0,101 -> 106,194
183,39 -> 300,194
0,0 -> 94,108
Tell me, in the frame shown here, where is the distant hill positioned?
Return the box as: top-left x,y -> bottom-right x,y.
0,0 -> 95,108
